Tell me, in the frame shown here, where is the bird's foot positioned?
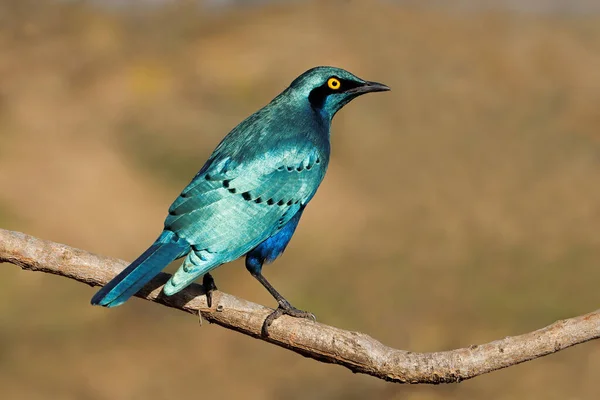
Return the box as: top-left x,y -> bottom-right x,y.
261,300 -> 316,337
202,273 -> 218,308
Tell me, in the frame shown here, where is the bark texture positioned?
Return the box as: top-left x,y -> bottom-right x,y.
1,228 -> 598,383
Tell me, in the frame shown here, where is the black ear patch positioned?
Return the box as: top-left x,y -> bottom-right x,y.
308,84 -> 330,109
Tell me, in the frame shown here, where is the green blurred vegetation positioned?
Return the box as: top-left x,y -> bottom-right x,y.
1,0 -> 600,399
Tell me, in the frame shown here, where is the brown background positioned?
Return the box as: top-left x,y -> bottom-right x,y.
1,1 -> 600,399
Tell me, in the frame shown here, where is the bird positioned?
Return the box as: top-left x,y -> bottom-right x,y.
91,66 -> 389,335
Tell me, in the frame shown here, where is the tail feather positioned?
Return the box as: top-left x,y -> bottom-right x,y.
91,232 -> 189,308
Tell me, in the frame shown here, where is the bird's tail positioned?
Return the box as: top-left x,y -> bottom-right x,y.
91,231 -> 189,308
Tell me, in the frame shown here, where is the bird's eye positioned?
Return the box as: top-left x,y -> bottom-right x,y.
327,77 -> 341,90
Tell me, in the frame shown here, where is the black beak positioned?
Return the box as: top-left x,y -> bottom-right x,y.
347,80 -> 391,95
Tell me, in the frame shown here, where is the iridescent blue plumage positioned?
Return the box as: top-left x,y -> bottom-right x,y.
91,66 -> 389,333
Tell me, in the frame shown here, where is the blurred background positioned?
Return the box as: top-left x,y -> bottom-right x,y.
1,0 -> 600,398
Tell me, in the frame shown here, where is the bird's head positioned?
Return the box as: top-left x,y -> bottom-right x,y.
287,66 -> 390,120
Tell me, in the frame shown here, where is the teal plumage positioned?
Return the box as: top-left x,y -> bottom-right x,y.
91,66 -> 389,334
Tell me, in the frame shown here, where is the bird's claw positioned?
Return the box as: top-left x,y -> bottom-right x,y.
261,304 -> 316,337
202,273 -> 218,308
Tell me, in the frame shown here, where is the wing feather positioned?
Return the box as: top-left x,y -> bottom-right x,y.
162,143 -> 326,294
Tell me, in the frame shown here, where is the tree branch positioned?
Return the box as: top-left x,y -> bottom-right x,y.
1,228 -> 598,383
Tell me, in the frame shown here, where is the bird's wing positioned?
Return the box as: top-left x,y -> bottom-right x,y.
164,142 -> 325,258
162,141 -> 326,295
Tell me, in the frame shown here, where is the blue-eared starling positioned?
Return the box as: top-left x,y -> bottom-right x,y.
91,66 -> 390,335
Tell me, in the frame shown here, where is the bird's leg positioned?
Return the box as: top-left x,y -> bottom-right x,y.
202,273 -> 218,308
251,271 -> 316,336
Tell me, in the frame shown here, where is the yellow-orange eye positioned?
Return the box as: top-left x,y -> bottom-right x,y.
327,77 -> 341,90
